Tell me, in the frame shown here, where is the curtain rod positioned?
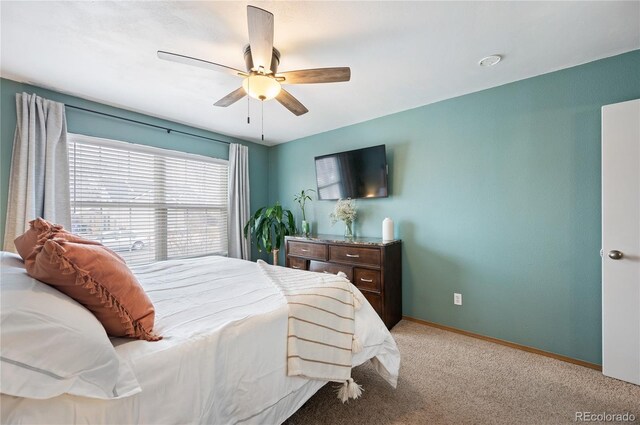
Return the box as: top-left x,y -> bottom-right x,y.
64,104 -> 231,146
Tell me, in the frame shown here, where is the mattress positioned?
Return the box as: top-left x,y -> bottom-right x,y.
1,255 -> 400,424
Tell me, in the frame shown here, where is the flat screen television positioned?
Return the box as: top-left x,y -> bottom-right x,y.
314,145 -> 388,200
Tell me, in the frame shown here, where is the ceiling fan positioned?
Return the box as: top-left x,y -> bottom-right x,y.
157,5 -> 351,117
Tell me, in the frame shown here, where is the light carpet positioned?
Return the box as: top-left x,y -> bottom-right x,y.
284,320 -> 640,425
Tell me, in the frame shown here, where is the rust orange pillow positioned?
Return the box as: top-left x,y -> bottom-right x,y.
14,218 -> 63,260
14,218 -> 104,262
27,238 -> 161,341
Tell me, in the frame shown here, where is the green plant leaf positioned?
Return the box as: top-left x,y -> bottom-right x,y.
261,224 -> 270,253
243,218 -> 252,238
275,227 -> 282,250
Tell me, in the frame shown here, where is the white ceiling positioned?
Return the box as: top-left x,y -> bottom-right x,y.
1,1 -> 638,145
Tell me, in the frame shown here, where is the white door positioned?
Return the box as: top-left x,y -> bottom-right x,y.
602,99 -> 640,385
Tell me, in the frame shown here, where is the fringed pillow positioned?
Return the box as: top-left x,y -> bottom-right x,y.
14,218 -> 105,262
13,218 -> 65,260
26,238 -> 161,341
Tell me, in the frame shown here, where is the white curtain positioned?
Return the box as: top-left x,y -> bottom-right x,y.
3,93 -> 70,252
228,143 -> 251,260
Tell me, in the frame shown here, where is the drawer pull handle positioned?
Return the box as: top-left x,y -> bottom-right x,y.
360,278 -> 373,283
346,254 -> 360,258
292,266 -> 301,269
301,249 -> 309,252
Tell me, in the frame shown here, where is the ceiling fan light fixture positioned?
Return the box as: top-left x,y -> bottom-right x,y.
242,74 -> 281,101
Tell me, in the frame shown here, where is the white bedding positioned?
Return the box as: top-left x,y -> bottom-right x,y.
1,255 -> 400,425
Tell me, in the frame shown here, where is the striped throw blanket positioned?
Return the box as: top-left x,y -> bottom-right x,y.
257,260 -> 365,402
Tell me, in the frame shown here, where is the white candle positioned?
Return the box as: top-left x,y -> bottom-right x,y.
382,217 -> 394,241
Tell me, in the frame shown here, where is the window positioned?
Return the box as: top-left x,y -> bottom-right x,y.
69,134 -> 228,265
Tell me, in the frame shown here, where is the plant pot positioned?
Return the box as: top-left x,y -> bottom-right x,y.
272,248 -> 279,265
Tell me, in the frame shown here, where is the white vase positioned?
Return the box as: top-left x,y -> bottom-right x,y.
382,217 -> 394,241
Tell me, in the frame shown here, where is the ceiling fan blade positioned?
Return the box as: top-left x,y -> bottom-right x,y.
247,6 -> 274,71
278,67 -> 351,84
214,87 -> 247,107
157,50 -> 247,78
276,89 -> 308,116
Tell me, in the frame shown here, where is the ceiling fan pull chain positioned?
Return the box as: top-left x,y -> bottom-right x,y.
247,78 -> 251,124
261,100 -> 264,141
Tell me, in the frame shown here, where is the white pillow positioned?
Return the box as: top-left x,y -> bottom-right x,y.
0,251 -> 141,400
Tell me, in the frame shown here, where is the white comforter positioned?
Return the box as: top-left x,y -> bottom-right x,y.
1,255 -> 400,425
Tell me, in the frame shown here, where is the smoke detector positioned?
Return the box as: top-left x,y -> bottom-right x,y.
479,55 -> 502,67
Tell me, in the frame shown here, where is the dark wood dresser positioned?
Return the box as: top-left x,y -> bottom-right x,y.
284,235 -> 402,329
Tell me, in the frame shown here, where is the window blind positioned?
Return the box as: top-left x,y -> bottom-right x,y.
68,134 -> 228,265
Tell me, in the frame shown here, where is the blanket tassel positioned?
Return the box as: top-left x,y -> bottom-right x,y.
337,378 -> 363,403
352,335 -> 362,353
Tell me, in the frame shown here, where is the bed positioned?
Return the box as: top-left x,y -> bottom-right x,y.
1,252 -> 400,424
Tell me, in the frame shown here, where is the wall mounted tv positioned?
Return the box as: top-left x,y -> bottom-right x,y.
314,145 -> 388,200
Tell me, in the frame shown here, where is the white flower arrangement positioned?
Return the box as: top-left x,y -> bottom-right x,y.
330,198 -> 357,225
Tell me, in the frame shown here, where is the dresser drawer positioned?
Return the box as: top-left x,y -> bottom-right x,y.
288,257 -> 308,270
362,291 -> 383,317
353,268 -> 381,292
288,241 -> 327,260
329,245 -> 381,267
309,261 -> 353,281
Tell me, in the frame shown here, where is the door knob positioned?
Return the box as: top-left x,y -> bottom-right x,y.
608,250 -> 624,260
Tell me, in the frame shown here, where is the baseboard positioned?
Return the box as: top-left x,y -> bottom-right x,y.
402,316 -> 602,371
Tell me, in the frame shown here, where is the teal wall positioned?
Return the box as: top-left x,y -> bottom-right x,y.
0,78 -> 270,260
269,50 -> 640,365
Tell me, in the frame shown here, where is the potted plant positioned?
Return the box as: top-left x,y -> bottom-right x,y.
294,188 -> 315,237
330,198 -> 357,238
243,202 -> 296,264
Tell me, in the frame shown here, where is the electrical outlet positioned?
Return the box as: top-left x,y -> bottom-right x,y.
454,293 -> 462,306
